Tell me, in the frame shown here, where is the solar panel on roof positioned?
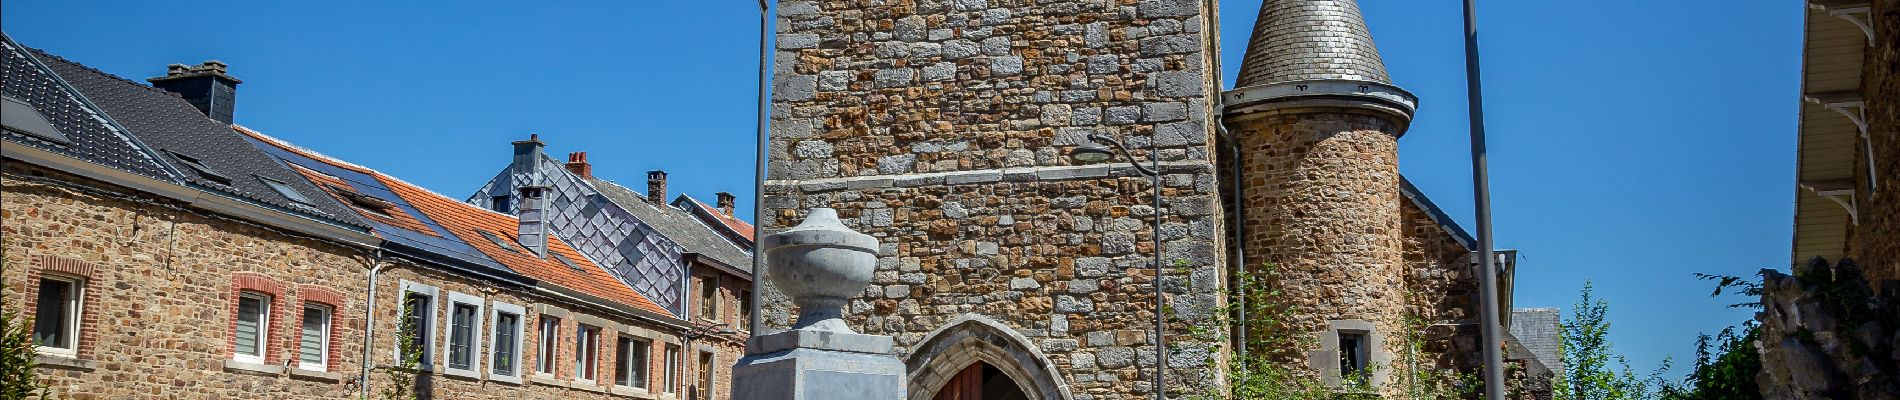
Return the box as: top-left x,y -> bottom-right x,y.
0,95 -> 71,144
257,176 -> 314,205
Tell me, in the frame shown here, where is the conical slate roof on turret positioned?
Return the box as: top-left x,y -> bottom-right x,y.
1234,0 -> 1391,87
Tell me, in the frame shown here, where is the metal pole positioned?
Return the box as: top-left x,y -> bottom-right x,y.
1152,143 -> 1165,400
750,0 -> 769,336
1462,0 -> 1506,399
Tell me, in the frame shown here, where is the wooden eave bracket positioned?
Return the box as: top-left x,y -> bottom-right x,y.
1805,91 -> 1878,192
1801,179 -> 1860,225
1809,1 -> 1876,43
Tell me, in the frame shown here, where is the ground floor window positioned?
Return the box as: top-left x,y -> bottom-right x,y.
575,324 -> 600,381
696,351 -> 714,400
615,336 -> 650,389
234,292 -> 271,364
31,275 -> 82,357
537,316 -> 560,375
299,303 -> 332,371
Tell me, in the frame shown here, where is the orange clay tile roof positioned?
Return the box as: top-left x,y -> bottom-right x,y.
234,125 -> 669,316
285,163 -> 441,237
690,198 -> 756,242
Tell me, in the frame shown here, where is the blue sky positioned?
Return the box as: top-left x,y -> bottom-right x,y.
4,0 -> 1801,379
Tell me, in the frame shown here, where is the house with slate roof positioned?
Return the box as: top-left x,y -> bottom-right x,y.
469,140 -> 757,400
4,32 -> 740,400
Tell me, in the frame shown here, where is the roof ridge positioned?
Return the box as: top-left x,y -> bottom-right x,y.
22,46 -> 186,98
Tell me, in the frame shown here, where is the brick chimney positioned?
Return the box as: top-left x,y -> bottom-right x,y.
646,170 -> 667,204
715,192 -> 737,216
565,152 -> 592,179
517,185 -> 549,258
148,60 -> 243,124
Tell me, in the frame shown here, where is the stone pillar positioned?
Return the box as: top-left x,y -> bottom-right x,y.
731,208 -> 906,400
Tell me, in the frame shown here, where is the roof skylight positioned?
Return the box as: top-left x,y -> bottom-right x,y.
0,95 -> 70,144
478,230 -> 522,254
166,150 -> 232,186
257,176 -> 313,205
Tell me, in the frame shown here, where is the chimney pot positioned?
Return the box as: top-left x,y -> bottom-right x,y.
565,151 -> 593,179
647,170 -> 668,204
716,192 -> 737,216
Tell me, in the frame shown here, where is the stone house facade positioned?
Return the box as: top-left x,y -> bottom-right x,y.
1756,1 -> 1898,398
3,32 -> 751,400
763,0 -> 1543,398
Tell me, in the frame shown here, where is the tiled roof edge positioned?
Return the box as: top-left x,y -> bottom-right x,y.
1399,175 -> 1477,250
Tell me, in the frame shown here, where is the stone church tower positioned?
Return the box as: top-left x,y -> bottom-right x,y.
765,0 -> 1521,398
1222,0 -> 1419,391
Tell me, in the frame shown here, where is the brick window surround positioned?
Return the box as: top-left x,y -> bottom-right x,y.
21,255 -> 101,360
228,272 -> 289,365
298,284 -> 348,372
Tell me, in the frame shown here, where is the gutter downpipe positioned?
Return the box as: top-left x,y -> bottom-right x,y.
358,249 -> 386,400
1201,0 -> 1245,363
750,0 -> 771,336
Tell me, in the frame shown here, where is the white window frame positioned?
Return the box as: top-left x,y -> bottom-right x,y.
298,302 -> 333,371
489,301 -> 526,384
395,280 -> 439,370
32,275 -> 84,358
663,343 -> 680,393
233,291 -> 272,365
440,291 -> 485,378
535,315 -> 561,376
614,335 -> 652,390
574,324 -> 601,384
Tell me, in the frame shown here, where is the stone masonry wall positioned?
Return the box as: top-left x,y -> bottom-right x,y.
1850,0 -> 1898,288
1400,199 -> 1482,373
2,162 -> 371,399
2,161 -> 697,400
767,0 -> 1226,397
1224,108 -> 1406,395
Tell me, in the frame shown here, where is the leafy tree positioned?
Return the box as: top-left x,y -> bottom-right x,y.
1655,273 -> 1763,400
2,243 -> 55,400
1553,281 -> 1656,400
377,295 -> 424,400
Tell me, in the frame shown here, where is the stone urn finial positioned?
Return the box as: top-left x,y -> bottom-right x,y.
762,208 -> 879,333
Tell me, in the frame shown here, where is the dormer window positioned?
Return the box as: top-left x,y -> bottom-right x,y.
490,195 -> 512,213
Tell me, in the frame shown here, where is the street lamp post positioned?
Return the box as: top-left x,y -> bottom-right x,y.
1068,132 -> 1165,400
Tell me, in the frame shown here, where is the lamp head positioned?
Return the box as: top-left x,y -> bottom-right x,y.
1068,143 -> 1115,163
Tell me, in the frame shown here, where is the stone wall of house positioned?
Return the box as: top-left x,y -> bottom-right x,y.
1400,199 -> 1482,373
2,162 -> 371,399
2,161 -> 702,399
1850,0 -> 1898,288
766,0 -> 1224,398
1224,107 -> 1406,394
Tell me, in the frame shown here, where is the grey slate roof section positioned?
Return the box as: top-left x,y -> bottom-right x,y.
1234,0 -> 1392,86
470,154 -> 690,314
587,177 -> 753,273
1510,307 -> 1565,378
2,36 -> 178,181
27,46 -> 365,229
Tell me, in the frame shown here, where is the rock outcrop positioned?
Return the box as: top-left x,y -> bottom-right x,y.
1756,258 -> 1900,399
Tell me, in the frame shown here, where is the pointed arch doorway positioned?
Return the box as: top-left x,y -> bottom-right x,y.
932,362 -> 1030,400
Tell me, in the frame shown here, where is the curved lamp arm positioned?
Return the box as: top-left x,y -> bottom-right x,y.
1087,133 -> 1158,177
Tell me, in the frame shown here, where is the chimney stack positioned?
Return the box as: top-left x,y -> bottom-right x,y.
647,170 -> 667,204
148,60 -> 243,124
716,192 -> 737,216
517,186 -> 549,258
565,152 -> 593,179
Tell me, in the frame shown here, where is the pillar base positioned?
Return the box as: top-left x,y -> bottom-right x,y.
731,329 -> 907,400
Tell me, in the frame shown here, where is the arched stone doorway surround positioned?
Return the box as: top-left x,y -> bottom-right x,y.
906,314 -> 1074,400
